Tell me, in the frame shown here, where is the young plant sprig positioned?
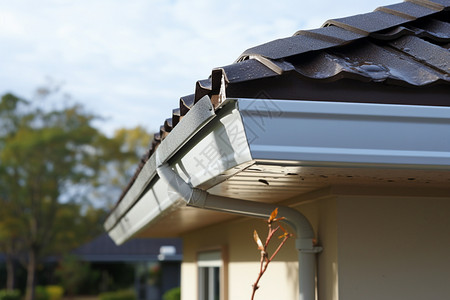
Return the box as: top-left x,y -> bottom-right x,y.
251,208 -> 293,300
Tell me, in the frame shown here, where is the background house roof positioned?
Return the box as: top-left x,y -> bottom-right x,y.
72,234 -> 182,262
114,0 -> 449,212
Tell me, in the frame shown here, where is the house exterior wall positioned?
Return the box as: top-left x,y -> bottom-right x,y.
181,216 -> 299,300
180,190 -> 450,300
180,196 -> 338,300
337,194 -> 450,300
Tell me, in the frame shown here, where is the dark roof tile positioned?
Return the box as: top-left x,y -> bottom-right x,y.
378,1 -> 440,19
180,94 -> 195,116
219,59 -> 279,83
409,0 -> 449,10
417,18 -> 450,38
295,26 -> 365,43
164,118 -> 173,132
328,40 -> 448,85
389,35 -> 450,73
172,108 -> 180,127
241,34 -> 345,60
325,10 -> 411,35
195,78 -> 212,102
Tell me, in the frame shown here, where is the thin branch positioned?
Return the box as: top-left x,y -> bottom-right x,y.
251,208 -> 293,300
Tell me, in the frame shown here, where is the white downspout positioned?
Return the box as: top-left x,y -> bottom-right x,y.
156,162 -> 322,300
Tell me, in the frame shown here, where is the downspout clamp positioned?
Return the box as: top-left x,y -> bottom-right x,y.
156,160 -> 322,300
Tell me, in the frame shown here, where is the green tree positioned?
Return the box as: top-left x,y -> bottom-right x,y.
0,202 -> 26,291
55,254 -> 97,298
0,91 -> 153,300
0,94 -> 29,291
0,93 -> 107,300
90,126 -> 153,208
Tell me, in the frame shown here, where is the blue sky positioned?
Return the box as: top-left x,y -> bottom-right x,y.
0,0 -> 394,135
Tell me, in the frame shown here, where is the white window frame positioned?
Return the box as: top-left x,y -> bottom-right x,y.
198,250 -> 223,300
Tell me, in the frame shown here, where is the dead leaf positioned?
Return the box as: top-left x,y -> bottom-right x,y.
268,208 -> 278,223
278,223 -> 288,239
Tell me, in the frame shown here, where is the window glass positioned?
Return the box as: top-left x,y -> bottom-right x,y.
198,251 -> 221,300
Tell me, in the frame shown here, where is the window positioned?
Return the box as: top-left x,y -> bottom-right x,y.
198,250 -> 222,300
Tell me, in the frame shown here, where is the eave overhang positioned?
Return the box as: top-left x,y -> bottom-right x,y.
105,97 -> 450,245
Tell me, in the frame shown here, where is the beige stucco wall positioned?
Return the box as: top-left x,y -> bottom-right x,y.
181,217 -> 299,300
180,196 -> 338,300
180,191 -> 450,300
337,195 -> 450,300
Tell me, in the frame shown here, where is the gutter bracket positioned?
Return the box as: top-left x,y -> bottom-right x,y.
296,238 -> 323,253
189,188 -> 209,207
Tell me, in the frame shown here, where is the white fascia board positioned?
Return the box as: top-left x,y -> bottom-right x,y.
107,99 -> 252,244
237,99 -> 450,168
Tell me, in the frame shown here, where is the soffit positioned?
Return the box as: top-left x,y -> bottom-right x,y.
133,160 -> 450,237
207,161 -> 450,202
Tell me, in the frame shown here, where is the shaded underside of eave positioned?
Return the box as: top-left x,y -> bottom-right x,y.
134,160 -> 450,238
225,73 -> 450,106
207,161 -> 450,201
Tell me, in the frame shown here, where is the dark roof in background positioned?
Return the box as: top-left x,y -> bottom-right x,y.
72,234 -> 182,262
116,0 -> 450,207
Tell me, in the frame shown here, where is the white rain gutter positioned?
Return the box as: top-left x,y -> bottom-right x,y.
155,154 -> 322,300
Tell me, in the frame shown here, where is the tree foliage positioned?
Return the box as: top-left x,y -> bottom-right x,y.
0,92 -> 151,300
89,126 -> 152,208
